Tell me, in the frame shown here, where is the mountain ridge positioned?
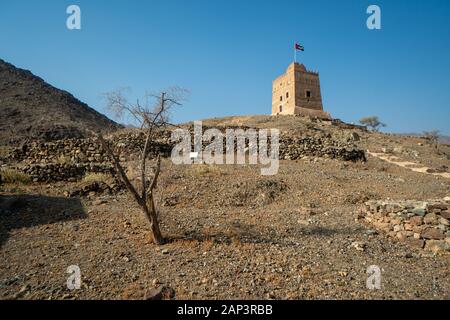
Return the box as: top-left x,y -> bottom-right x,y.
0,59 -> 121,145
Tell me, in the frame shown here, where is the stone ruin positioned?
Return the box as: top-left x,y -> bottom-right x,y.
2,127 -> 366,183
183,124 -> 366,162
358,199 -> 450,254
279,134 -> 365,161
6,131 -> 172,182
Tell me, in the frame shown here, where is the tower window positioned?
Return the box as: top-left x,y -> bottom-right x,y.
286,92 -> 289,98
279,106 -> 282,112
280,96 -> 283,101
306,90 -> 311,98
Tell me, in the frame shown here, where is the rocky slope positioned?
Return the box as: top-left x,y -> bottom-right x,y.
0,115 -> 449,300
0,59 -> 121,145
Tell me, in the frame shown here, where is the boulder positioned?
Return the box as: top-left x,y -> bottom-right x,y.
424,240 -> 450,254
421,228 -> 445,240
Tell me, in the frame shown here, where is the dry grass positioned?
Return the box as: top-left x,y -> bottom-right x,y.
0,146 -> 12,158
83,172 -> 111,183
56,154 -> 73,164
0,168 -> 31,184
189,164 -> 226,177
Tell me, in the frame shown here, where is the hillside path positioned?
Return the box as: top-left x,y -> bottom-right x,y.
367,150 -> 450,179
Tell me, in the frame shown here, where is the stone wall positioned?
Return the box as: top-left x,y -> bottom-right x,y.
10,131 -> 172,164
7,131 -> 172,182
279,135 -> 365,161
185,124 -> 366,162
272,62 -> 325,116
294,65 -> 323,111
21,163 -> 115,183
5,128 -> 366,182
293,107 -> 331,121
358,199 -> 450,254
272,63 -> 297,115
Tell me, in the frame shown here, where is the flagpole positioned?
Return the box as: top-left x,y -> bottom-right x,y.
294,45 -> 297,63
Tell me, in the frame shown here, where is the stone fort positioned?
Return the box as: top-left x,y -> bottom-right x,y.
272,62 -> 331,119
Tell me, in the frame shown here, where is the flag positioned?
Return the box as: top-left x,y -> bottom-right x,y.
295,43 -> 304,51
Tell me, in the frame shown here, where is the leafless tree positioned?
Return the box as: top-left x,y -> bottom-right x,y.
423,130 -> 440,151
94,87 -> 188,245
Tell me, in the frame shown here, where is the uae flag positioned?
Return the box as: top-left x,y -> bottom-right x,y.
295,43 -> 304,51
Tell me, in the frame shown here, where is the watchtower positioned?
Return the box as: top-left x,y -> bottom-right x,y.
272,62 -> 330,119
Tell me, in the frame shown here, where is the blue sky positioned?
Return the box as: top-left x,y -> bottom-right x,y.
1,0 -> 449,134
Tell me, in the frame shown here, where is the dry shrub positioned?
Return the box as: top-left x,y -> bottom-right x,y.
0,146 -> 12,158
228,179 -> 287,207
83,172 -> 111,184
201,237 -> 215,251
0,168 -> 31,184
190,164 -> 226,177
56,154 -> 73,164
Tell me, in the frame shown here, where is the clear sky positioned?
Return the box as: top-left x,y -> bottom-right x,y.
1,0 -> 449,134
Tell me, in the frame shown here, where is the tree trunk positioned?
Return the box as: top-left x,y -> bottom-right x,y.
141,198 -> 164,245
96,133 -> 165,245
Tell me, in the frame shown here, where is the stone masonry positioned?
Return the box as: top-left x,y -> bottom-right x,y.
272,62 -> 331,120
358,199 -> 450,254
2,127 -> 365,182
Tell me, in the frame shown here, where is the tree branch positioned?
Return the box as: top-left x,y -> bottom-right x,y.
95,133 -> 143,204
148,155 -> 161,195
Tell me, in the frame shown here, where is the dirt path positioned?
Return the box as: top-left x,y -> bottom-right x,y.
368,151 -> 450,179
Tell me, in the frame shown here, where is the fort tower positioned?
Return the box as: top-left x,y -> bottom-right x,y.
271,62 -> 330,119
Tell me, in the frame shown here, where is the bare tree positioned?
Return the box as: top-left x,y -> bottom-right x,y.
423,130 -> 440,151
94,87 -> 187,245
359,116 -> 386,132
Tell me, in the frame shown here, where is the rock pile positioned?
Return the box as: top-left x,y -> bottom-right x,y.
227,179 -> 288,207
358,199 -> 450,254
112,131 -> 172,159
20,163 -> 115,182
10,132 -> 172,164
8,131 -> 173,182
279,135 -> 365,161
184,124 -> 366,162
68,181 -> 122,197
6,127 -> 366,183
11,139 -> 109,164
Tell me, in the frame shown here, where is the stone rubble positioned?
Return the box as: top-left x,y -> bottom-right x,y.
9,131 -> 172,164
20,163 -> 115,182
5,127 -> 366,182
279,135 -> 365,161
7,131 -> 173,182
358,198 -> 450,254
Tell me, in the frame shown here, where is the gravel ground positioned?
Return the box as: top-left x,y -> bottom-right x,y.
1,116 -> 449,300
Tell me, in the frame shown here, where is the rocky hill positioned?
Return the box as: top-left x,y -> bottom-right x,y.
0,59 -> 121,145
1,114 -> 449,299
